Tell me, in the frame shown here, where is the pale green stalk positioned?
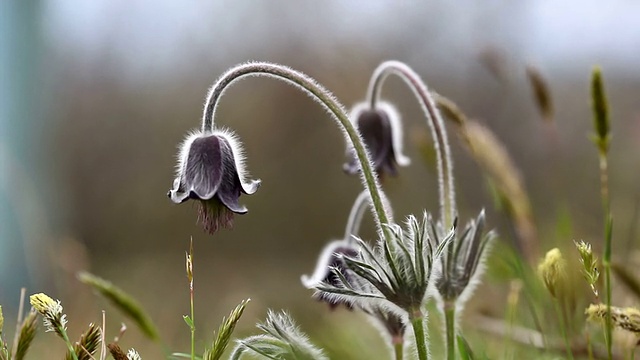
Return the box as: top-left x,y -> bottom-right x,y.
60,329 -> 79,360
601,154 -> 613,360
190,287 -> 195,360
443,301 -> 455,360
409,309 -> 428,360
393,342 -> 403,360
553,299 -> 573,360
202,62 -> 392,241
591,66 -> 612,360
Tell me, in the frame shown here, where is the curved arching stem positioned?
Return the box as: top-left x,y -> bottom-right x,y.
343,190 -> 370,242
366,61 -> 456,230
202,62 -> 392,240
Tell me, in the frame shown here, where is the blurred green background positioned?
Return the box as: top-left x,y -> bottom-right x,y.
2,1 -> 640,358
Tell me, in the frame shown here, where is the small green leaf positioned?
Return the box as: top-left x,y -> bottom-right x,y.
183,315 -> 194,328
170,353 -> 203,360
78,271 -> 160,341
457,335 -> 475,360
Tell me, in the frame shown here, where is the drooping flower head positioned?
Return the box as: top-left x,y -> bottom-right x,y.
168,129 -> 260,234
301,240 -> 359,309
344,102 -> 410,178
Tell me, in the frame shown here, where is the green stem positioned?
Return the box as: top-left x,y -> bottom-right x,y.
393,340 -> 404,360
409,309 -> 428,360
444,301 -> 456,360
599,152 -> 613,360
366,61 -> 456,230
190,284 -> 195,360
553,299 -> 573,360
60,327 -> 79,360
202,62 -> 392,241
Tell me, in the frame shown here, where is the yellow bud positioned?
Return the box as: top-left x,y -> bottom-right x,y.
538,248 -> 566,298
29,293 -> 56,315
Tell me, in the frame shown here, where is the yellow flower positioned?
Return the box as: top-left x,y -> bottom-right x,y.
538,248 -> 566,298
30,293 -> 59,315
29,293 -> 67,336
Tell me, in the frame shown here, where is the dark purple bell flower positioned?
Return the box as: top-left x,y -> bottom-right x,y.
344,102 -> 410,178
168,129 -> 260,234
301,240 -> 360,309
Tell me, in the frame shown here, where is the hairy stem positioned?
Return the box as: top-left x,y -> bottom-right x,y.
444,301 -> 456,360
366,61 -> 456,229
202,62 -> 392,240
409,309 -> 429,360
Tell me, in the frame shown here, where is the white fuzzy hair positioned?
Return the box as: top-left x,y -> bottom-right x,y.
174,127 -> 258,191
349,100 -> 411,167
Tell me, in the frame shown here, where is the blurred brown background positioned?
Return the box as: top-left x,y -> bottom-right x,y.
2,1 -> 640,358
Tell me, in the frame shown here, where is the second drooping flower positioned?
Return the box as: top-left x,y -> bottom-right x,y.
343,101 -> 410,179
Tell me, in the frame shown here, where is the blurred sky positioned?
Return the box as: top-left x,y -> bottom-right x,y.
42,1 -> 640,82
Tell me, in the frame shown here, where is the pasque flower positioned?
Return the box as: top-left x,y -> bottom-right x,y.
344,102 -> 410,178
168,129 -> 260,234
301,240 -> 359,309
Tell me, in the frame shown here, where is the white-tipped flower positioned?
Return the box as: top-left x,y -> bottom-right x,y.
168,128 -> 261,234
127,349 -> 142,360
29,293 -> 67,337
301,240 -> 360,309
344,101 -> 410,178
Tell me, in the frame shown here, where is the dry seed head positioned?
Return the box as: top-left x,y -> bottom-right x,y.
590,66 -> 610,154
15,310 -> 38,360
586,304 -> 640,335
435,95 -> 538,263
186,252 -> 193,285
525,65 -> 554,123
537,248 -> 566,299
67,323 -> 101,360
107,343 -> 128,360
